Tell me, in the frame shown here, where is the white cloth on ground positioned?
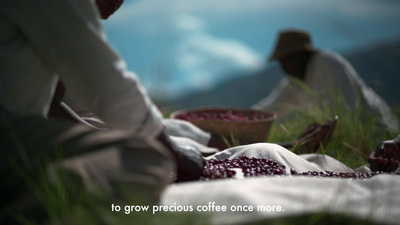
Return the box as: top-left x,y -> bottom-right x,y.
161,143 -> 400,225
205,143 -> 351,173
162,174 -> 400,225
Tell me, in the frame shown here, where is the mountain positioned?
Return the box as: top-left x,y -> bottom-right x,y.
163,64 -> 284,110
165,38 -> 400,110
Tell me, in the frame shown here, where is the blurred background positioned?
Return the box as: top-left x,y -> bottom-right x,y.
102,0 -> 400,109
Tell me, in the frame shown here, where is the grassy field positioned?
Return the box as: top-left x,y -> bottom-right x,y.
266,106 -> 399,169
13,104 -> 399,225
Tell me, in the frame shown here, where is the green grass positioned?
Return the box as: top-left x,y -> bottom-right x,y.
262,81 -> 398,169
266,104 -> 398,169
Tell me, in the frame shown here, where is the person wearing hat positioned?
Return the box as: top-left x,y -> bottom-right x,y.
252,28 -> 398,132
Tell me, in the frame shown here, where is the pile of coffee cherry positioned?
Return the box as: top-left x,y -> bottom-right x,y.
200,155 -> 396,181
176,110 -> 267,122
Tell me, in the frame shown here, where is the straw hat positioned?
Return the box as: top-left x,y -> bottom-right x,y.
269,28 -> 316,61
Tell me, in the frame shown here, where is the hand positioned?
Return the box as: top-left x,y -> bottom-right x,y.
368,136 -> 400,172
156,131 -> 205,182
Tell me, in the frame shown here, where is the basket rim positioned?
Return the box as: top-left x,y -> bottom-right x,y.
169,107 -> 278,124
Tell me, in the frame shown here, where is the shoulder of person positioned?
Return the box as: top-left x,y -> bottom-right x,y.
312,49 -> 353,69
315,49 -> 349,63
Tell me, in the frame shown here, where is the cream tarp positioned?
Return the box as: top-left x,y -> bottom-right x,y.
160,143 -> 400,225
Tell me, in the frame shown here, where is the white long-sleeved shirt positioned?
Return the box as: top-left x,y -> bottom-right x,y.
0,0 -> 163,138
253,50 -> 398,132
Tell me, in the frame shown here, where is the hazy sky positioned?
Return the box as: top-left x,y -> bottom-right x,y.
102,0 -> 400,100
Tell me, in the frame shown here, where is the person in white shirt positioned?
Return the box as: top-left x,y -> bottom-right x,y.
252,28 -> 398,132
0,0 -> 204,223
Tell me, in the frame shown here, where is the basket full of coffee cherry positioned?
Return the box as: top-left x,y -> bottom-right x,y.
170,108 -> 277,147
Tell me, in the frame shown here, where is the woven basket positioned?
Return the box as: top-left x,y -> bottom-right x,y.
170,108 -> 277,143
